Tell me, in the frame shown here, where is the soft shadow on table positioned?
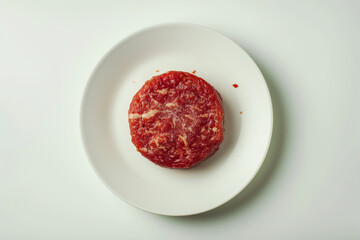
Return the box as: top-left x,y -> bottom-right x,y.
159,55 -> 287,222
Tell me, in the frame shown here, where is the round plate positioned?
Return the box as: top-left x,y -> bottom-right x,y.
81,23 -> 273,216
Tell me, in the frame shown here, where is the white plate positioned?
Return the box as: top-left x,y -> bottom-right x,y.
81,23 -> 273,216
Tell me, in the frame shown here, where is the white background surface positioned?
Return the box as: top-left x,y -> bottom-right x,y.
1,0 -> 359,239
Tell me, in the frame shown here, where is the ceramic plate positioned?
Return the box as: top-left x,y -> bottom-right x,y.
81,23 -> 273,216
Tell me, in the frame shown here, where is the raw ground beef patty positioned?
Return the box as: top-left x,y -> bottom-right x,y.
128,71 -> 224,169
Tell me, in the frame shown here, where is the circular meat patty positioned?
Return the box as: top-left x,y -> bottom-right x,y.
128,71 -> 224,168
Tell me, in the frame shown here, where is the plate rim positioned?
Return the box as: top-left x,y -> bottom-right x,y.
80,22 -> 273,216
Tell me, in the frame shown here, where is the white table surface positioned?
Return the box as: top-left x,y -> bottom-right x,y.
1,0 -> 359,239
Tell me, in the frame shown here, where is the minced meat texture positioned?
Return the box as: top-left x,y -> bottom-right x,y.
128,71 -> 224,168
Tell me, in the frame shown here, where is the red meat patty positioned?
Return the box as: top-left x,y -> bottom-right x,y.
128,71 -> 224,168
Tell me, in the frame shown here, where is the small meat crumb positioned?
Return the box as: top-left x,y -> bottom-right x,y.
240,111 -> 243,114
233,84 -> 238,88
156,70 -> 159,72
192,70 -> 196,74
